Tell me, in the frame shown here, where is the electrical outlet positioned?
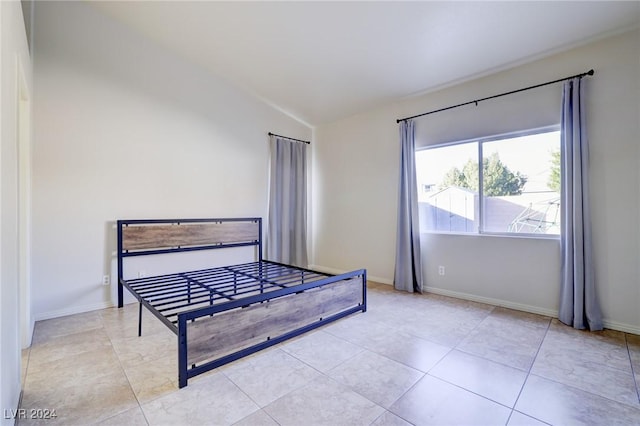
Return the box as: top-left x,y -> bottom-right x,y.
438,266 -> 445,276
102,275 -> 110,286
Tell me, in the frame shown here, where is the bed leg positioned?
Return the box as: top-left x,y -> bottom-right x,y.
118,282 -> 123,308
138,302 -> 143,337
178,315 -> 188,388
362,270 -> 368,313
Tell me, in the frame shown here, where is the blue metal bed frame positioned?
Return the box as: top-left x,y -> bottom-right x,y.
117,217 -> 367,388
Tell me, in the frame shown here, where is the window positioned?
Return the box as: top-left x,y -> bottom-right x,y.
415,128 -> 560,236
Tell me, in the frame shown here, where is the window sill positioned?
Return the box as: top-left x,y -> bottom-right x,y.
421,231 -> 560,241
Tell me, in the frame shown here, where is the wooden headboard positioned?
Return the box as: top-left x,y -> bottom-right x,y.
116,217 -> 262,307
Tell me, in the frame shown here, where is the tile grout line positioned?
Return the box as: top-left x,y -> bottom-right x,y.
527,370 -> 640,412
318,323 -> 442,376
506,316 -> 553,425
17,337 -> 33,421
289,315 -> 421,425
222,346 -> 345,421
524,324 -> 640,412
382,296 -> 495,422
21,310 -> 148,425
304,317 -> 426,425
414,373 -> 520,420
327,351 -> 425,411
368,408 -> 415,426
99,308 -> 152,426
624,333 -> 640,405
532,322 -> 640,411
384,372 -> 426,425
388,294 -> 496,355
221,369 -> 277,425
281,328 -> 367,374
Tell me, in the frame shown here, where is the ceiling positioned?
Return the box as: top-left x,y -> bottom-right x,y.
89,1 -> 640,127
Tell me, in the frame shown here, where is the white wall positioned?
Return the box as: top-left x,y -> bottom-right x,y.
1,0 -> 32,423
32,2 -> 310,319
312,29 -> 640,333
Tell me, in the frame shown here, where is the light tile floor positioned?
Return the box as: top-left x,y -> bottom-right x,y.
18,282 -> 640,425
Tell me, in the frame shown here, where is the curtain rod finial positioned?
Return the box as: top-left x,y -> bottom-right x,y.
587,69 -> 595,76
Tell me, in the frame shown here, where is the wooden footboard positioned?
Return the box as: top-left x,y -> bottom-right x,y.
187,276 -> 362,365
177,270 -> 367,387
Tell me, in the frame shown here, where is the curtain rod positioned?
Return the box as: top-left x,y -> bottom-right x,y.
396,69 -> 594,123
268,132 -> 311,145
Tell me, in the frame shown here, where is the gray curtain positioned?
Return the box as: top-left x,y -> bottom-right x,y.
558,78 -> 603,331
394,120 -> 424,293
266,135 -> 308,268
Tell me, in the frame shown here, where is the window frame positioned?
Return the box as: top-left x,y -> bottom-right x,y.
416,125 -> 561,239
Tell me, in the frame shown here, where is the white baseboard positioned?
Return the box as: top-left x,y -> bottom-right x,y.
423,286 -> 640,335
424,286 -> 559,318
35,301 -> 114,322
309,264 -> 393,285
22,319 -> 35,349
602,319 -> 640,335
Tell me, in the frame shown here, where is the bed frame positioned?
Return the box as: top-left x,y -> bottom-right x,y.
117,217 -> 367,387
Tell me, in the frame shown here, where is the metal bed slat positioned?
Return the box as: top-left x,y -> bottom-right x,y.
132,270 -> 253,296
128,261 -> 332,318
131,261 -> 321,298
228,263 -> 297,277
183,270 -> 257,286
130,276 -> 187,291
145,277 -> 265,307
152,291 -> 216,308
181,274 -> 236,301
182,266 -> 250,280
226,262 -> 291,274
131,275 -> 222,294
134,279 -> 191,295
227,263 -> 323,286
149,286 -> 243,308
223,266 -> 286,289
224,264 -> 326,284
131,266 -> 296,298
155,283 -> 285,313
187,276 -> 256,291
127,261 -> 259,287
